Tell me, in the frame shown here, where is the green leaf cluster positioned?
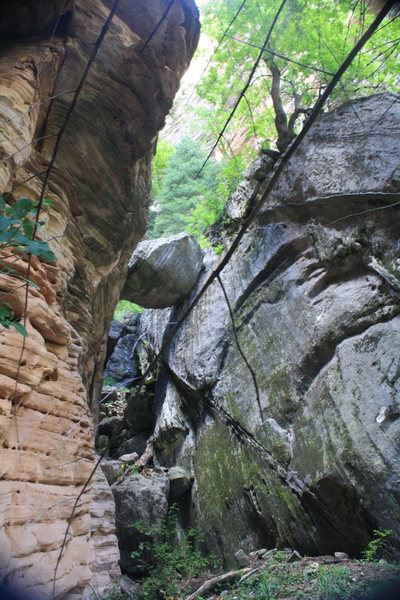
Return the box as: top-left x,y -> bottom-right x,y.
361,529 -> 392,562
0,196 -> 55,262
130,505 -> 210,599
315,565 -> 351,599
113,299 -> 143,321
149,136 -> 249,243
193,0 -> 400,150
0,195 -> 56,336
149,136 -> 221,239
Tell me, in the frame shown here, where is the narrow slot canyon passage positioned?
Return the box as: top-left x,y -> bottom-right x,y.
0,1 -> 399,599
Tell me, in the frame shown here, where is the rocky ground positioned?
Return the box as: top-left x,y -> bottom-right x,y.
183,556 -> 400,600
111,552 -> 400,600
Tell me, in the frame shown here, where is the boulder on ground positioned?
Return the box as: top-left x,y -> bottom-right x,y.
120,233 -> 204,308
234,549 -> 250,567
116,432 -> 150,458
111,471 -> 170,575
168,466 -> 194,498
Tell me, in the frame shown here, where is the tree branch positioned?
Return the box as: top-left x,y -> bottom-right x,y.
264,54 -> 296,152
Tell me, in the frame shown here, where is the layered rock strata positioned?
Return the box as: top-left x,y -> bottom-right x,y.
0,0 -> 199,597
138,93 -> 400,566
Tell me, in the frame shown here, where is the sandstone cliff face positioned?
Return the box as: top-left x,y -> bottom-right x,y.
0,0 -> 199,597
139,94 -> 400,565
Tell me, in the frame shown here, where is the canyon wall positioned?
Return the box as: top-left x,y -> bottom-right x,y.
0,0 -> 199,597
138,93 -> 400,566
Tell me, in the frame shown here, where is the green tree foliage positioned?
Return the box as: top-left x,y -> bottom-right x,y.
362,529 -> 392,562
149,136 -> 221,239
151,138 -> 174,198
113,299 -> 143,321
186,149 -> 249,242
195,0 -> 400,151
0,196 -> 56,336
148,2 -> 398,242
130,505 -> 210,599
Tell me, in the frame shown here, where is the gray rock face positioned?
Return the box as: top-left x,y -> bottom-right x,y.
111,471 -> 170,576
106,321 -> 128,363
103,334 -> 138,385
139,94 -> 400,566
226,153 -> 276,221
120,233 -> 204,308
116,433 -> 149,458
101,460 -> 123,486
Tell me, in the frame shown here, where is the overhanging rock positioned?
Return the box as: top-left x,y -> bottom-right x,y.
121,233 -> 204,308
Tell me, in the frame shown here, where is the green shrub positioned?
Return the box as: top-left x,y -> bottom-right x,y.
100,584 -> 131,600
113,300 -> 143,321
362,529 -> 392,562
130,505 -> 210,599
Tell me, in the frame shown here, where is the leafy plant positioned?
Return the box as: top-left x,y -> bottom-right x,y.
113,300 -> 143,321
128,464 -> 141,475
316,565 -> 351,599
148,136 -> 221,239
0,195 -> 55,336
100,584 -> 131,600
196,0 -> 400,153
362,529 -> 392,562
102,376 -> 118,387
252,571 -> 279,600
130,505 -> 210,599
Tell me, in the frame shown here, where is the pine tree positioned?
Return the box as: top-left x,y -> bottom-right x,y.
149,136 -> 220,238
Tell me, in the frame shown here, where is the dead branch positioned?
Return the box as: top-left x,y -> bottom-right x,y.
136,434 -> 154,468
185,568 -> 252,600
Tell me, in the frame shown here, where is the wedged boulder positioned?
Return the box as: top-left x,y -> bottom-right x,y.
168,466 -> 194,499
98,415 -> 124,439
111,471 -> 170,576
125,389 -> 154,433
120,233 -> 204,308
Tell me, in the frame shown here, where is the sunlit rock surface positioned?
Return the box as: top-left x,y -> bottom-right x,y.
139,93 -> 400,566
0,0 -> 199,596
